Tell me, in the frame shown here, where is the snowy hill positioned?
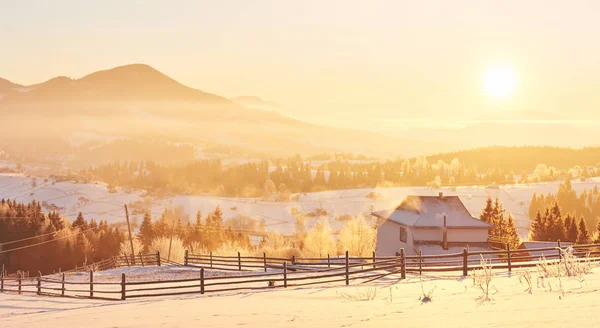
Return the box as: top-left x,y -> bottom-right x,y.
4,173 -> 600,238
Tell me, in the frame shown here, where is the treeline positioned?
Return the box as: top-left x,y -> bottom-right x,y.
136,205 -> 253,254
0,200 -> 123,274
528,179 -> 600,234
530,203 -> 597,244
80,147 -> 600,198
425,146 -> 600,173
479,197 -> 520,249
131,204 -> 376,261
81,156 -> 518,198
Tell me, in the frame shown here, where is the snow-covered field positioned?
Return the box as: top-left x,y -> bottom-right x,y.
3,173 -> 600,238
2,264 -> 600,327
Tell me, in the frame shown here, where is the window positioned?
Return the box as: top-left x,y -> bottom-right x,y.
399,226 -> 407,243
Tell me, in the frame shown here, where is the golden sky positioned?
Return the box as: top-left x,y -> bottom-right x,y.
2,1 -> 600,123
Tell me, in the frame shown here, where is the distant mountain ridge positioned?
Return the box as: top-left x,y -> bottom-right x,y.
0,63 -> 437,158
230,96 -> 282,109
0,64 -> 231,104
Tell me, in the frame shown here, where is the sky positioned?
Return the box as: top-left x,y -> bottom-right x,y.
2,0 -> 600,127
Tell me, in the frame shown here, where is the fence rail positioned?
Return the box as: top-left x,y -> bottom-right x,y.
2,241 -> 600,300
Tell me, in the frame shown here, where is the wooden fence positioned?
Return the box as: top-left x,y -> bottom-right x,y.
2,241 -> 600,301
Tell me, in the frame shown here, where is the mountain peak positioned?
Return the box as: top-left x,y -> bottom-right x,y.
0,63 -> 231,104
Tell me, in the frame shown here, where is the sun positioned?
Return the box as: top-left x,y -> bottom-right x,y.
483,65 -> 516,99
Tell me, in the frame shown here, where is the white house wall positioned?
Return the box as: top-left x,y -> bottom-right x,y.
447,228 -> 488,243
411,228 -> 440,242
376,220 -> 415,257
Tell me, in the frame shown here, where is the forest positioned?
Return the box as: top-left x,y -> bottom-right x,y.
79,146 -> 598,198
0,199 -> 123,274
528,179 -> 600,243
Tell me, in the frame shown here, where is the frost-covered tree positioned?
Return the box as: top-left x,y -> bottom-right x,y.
303,217 -> 336,257
337,215 -> 375,257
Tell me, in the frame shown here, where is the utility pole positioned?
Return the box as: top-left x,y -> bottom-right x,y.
167,217 -> 177,262
124,205 -> 135,265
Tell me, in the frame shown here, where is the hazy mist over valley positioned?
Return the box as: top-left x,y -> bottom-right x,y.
3,2 -> 600,327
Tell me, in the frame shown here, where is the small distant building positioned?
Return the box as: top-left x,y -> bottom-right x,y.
371,192 -> 494,256
513,241 -> 574,262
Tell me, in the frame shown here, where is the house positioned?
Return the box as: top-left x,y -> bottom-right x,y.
513,241 -> 573,262
371,192 -> 494,256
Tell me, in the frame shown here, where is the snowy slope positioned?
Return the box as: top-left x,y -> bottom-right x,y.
2,173 -> 600,238
2,265 -> 600,328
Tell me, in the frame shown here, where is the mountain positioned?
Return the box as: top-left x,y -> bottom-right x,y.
230,96 -> 282,109
1,64 -> 230,104
474,109 -> 566,122
0,78 -> 23,98
0,64 -> 443,161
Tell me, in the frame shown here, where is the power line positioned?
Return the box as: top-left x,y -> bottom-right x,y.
0,229 -> 61,247
0,227 -> 96,254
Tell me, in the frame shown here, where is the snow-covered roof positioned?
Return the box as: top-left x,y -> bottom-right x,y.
518,241 -> 574,260
372,195 -> 493,229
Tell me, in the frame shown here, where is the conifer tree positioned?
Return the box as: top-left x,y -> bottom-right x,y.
479,196 -> 494,225
137,211 -> 154,252
505,214 -> 520,249
566,214 -> 578,243
530,210 -> 546,241
73,212 -> 88,231
576,217 -> 590,244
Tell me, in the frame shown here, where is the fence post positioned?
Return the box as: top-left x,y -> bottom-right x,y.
1,264 -> 4,292
37,272 -> 41,295
200,268 -> 205,295
400,248 -> 406,279
506,243 -> 512,273
372,251 -> 376,269
345,250 -> 349,286
418,249 -> 423,276
157,252 -> 161,266
121,273 -> 126,301
89,270 -> 94,298
210,252 -> 213,268
283,262 -> 287,288
184,250 -> 189,266
263,252 -> 267,272
557,239 -> 562,260
292,255 -> 296,265
139,253 -> 144,267
18,272 -> 22,294
238,252 -> 242,271
327,254 -> 331,268
61,273 -> 65,297
462,248 -> 468,276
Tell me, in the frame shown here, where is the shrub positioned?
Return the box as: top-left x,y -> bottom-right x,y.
420,276 -> 436,303
337,215 -> 375,257
303,218 -> 336,257
517,270 -> 533,294
337,287 -> 377,301
472,255 -> 494,302
150,237 -> 186,263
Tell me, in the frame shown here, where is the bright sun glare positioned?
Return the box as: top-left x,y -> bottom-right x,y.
483,65 -> 516,99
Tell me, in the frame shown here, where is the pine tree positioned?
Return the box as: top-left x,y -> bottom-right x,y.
505,214 -> 520,249
565,214 -> 578,243
528,193 -> 538,219
137,211 -> 154,252
576,217 -> 590,244
491,197 -> 506,238
479,196 -> 494,225
73,212 -> 88,231
595,217 -> 600,243
530,210 -> 546,241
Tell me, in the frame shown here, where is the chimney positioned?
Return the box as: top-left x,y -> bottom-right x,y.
442,214 -> 448,250
438,192 -> 443,199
